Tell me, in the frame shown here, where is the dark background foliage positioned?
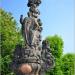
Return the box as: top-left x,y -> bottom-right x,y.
0,9 -> 22,75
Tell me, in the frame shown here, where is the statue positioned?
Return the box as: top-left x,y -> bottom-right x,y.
20,15 -> 42,48
42,40 -> 55,71
11,0 -> 55,75
27,0 -> 41,7
20,16 -> 34,47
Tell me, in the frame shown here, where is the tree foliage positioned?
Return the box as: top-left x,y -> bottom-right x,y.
61,54 -> 75,75
0,8 -> 21,75
45,35 -> 74,75
46,35 -> 64,75
46,35 -> 64,58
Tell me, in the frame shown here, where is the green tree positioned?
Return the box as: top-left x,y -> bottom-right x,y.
46,35 -> 64,75
0,8 -> 21,75
46,35 -> 64,58
61,53 -> 75,75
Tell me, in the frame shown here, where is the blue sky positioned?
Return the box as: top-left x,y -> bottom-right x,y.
1,0 -> 74,54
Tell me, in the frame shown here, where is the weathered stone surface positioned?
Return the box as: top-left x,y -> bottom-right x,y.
19,64 -> 32,73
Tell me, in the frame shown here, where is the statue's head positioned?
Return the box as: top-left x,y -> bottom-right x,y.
23,17 -> 32,26
27,0 -> 41,7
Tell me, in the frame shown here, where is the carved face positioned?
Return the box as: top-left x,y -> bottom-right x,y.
26,19 -> 32,25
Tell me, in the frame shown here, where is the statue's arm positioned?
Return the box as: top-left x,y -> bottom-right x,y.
20,15 -> 23,25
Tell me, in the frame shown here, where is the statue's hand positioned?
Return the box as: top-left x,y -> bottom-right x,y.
20,15 -> 23,24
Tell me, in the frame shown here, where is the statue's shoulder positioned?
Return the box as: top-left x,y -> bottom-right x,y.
24,17 -> 33,21
23,17 -> 33,24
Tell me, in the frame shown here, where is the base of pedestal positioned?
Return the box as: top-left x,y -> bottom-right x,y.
11,44 -> 54,75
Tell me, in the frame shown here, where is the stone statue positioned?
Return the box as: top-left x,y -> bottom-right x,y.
27,0 -> 41,7
42,40 -> 55,70
11,0 -> 54,75
20,15 -> 42,48
20,16 -> 34,47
